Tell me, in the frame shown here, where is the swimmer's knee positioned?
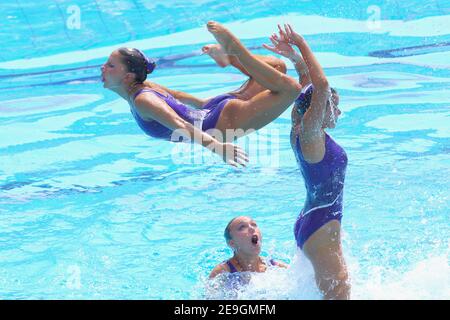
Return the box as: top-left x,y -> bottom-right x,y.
275,60 -> 287,74
282,76 -> 302,95
259,55 -> 287,74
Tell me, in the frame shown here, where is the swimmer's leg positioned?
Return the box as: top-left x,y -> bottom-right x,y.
207,21 -> 298,93
203,44 -> 288,105
228,54 -> 287,77
202,44 -> 286,77
216,89 -> 299,139
207,22 -> 300,137
302,220 -> 351,300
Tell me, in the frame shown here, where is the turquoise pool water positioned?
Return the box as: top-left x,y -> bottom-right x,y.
0,0 -> 449,299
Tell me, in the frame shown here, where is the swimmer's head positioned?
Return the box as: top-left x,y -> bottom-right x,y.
101,48 -> 156,90
224,216 -> 262,255
294,85 -> 341,129
118,47 -> 156,83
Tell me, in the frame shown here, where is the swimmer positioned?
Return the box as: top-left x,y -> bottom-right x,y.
264,24 -> 350,299
209,216 -> 287,285
101,21 -> 301,167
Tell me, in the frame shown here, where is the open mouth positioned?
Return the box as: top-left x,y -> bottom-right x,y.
251,235 -> 258,245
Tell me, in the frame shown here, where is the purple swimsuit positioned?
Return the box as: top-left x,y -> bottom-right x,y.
293,132 -> 348,249
130,88 -> 236,141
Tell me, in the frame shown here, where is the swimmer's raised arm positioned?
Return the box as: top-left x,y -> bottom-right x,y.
283,24 -> 330,136
145,81 -> 208,108
290,54 -> 311,88
134,92 -> 248,167
283,24 -> 328,89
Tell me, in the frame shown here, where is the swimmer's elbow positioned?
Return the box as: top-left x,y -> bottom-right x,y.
313,78 -> 329,90
171,118 -> 192,132
301,116 -> 321,133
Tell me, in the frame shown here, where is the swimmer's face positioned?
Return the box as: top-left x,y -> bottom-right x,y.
101,51 -> 133,90
323,92 -> 341,129
228,216 -> 262,255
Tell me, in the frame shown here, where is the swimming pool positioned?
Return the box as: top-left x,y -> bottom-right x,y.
0,0 -> 449,299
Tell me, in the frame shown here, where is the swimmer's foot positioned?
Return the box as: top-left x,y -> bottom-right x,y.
202,44 -> 230,67
206,21 -> 242,56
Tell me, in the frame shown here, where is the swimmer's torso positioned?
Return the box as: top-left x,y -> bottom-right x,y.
292,129 -> 348,214
129,86 -> 203,140
129,83 -> 236,141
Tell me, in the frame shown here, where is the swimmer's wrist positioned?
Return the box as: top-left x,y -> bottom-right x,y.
292,37 -> 306,47
207,139 -> 222,153
289,54 -> 308,75
288,52 -> 302,64
209,141 -> 229,164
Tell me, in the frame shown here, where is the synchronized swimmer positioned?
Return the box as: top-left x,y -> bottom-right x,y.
207,24 -> 350,299
208,216 -> 287,297
216,216 -> 288,276
275,24 -> 350,299
101,21 -> 301,167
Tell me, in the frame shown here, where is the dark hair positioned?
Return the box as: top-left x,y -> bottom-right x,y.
294,85 -> 338,116
117,47 -> 156,83
224,217 -> 238,242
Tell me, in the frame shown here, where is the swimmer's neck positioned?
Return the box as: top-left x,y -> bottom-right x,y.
233,253 -> 263,272
111,83 -> 147,102
111,86 -> 130,100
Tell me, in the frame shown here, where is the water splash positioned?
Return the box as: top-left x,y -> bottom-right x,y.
200,249 -> 449,300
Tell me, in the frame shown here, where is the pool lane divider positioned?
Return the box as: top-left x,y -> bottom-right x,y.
369,41 -> 450,58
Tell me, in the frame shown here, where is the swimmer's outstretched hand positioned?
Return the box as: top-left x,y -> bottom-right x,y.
282,24 -> 305,46
216,142 -> 249,168
262,26 -> 296,59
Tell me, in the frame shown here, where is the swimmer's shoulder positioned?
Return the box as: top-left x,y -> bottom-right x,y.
144,81 -> 171,96
209,261 -> 232,279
